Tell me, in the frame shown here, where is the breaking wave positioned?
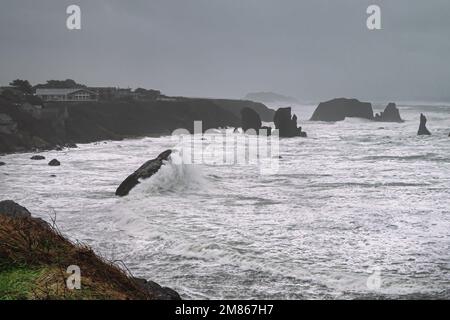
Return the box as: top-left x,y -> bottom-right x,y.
131,151 -> 207,195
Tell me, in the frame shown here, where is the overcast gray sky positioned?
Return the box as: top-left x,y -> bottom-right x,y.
1,0 -> 449,102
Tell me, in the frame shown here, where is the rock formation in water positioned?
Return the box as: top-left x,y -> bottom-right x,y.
48,159 -> 60,166
116,150 -> 172,197
0,161 -> 5,166
241,107 -> 262,132
310,98 -> 374,122
274,107 -> 307,137
417,113 -> 431,135
31,155 -> 45,160
374,103 -> 404,122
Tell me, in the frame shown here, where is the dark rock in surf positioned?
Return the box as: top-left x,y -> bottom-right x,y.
115,150 -> 172,197
374,103 -> 404,122
31,155 -> 45,160
0,161 -> 5,166
65,142 -> 78,149
310,98 -> 374,122
48,159 -> 61,166
417,113 -> 431,135
240,107 -> 262,132
0,200 -> 32,219
274,107 -> 307,137
133,278 -> 181,300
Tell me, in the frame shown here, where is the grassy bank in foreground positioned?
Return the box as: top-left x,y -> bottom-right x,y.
0,201 -> 180,300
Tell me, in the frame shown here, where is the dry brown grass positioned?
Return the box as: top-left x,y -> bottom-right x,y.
0,215 -> 156,300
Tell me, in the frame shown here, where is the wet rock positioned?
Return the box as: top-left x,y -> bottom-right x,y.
310,98 -> 374,122
241,107 -> 262,132
65,142 -> 78,149
0,161 -> 5,166
374,103 -> 404,122
417,113 -> 431,135
116,150 -> 172,197
31,155 -> 45,160
48,159 -> 61,166
133,278 -> 181,300
0,200 -> 32,218
274,107 -> 307,137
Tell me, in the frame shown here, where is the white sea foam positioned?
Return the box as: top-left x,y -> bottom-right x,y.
131,151 -> 207,195
0,104 -> 449,299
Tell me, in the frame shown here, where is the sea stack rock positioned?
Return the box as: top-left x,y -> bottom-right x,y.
48,159 -> 61,166
374,103 -> 404,122
417,113 -> 431,135
31,155 -> 46,160
310,98 -> 374,122
273,107 -> 307,137
116,150 -> 172,197
241,107 -> 262,132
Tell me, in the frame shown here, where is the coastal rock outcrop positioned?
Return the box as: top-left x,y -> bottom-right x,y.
241,107 -> 262,132
31,155 -> 46,160
274,107 -> 307,137
1,94 -> 274,154
374,103 -> 404,122
310,98 -> 374,122
133,278 -> 181,300
417,113 -> 431,135
48,159 -> 60,166
0,200 -> 32,218
0,161 -> 5,166
116,150 -> 172,197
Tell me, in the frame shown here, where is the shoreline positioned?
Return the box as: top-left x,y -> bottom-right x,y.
0,97 -> 275,155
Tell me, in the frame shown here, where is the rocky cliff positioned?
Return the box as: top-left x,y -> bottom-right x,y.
0,97 -> 275,154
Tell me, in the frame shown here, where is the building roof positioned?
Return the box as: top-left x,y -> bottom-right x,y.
35,88 -> 97,95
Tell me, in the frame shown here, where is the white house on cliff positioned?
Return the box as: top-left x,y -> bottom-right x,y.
35,88 -> 98,102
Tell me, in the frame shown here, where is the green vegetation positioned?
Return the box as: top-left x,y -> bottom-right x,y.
9,79 -> 33,94
0,214 -> 152,300
0,266 -> 45,300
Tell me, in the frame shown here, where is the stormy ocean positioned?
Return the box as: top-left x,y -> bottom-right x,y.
1,102 -> 449,299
